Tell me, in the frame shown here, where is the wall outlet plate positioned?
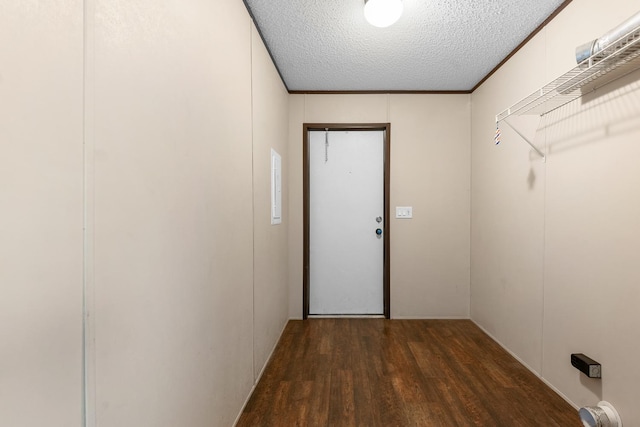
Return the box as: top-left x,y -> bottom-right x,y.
395,206 -> 413,219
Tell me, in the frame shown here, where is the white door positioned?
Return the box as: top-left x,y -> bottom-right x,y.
308,129 -> 385,315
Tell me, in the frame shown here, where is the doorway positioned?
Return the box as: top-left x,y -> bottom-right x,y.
303,124 -> 390,319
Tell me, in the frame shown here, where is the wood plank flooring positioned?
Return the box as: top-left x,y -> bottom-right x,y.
237,319 -> 581,427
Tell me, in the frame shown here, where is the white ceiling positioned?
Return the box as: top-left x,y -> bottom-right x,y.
244,0 -> 569,92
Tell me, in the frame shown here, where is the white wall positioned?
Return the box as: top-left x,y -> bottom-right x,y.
471,0 -> 640,424
288,94 -> 471,319
91,1 -> 255,425
1,1 -> 289,426
0,2 -> 84,426
390,95 -> 471,318
250,24 -> 290,380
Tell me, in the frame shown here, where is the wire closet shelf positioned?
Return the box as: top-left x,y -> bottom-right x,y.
496,24 -> 640,122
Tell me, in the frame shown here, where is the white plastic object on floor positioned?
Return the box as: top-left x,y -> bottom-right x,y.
578,401 -> 622,427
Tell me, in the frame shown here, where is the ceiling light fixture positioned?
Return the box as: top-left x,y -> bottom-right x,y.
364,0 -> 403,28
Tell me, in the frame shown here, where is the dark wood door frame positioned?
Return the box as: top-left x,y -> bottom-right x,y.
303,123 -> 391,319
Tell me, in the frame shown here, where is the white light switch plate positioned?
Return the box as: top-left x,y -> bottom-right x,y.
395,206 -> 413,219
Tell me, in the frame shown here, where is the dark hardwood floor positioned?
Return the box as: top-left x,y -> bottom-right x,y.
237,319 -> 581,427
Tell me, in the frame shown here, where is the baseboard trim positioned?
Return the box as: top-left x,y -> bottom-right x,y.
307,314 -> 385,319
233,318 -> 291,427
392,315 -> 470,320
470,319 -> 579,410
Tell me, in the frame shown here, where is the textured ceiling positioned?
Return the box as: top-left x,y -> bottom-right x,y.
244,0 -> 568,92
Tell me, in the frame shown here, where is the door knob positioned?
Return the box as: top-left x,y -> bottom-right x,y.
375,228 -> 383,236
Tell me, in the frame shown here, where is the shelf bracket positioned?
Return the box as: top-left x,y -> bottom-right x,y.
499,118 -> 546,162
